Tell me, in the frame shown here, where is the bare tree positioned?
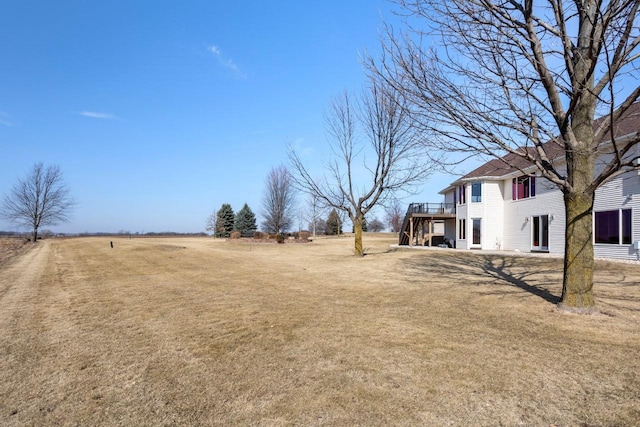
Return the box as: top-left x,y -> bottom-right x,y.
303,193 -> 325,238
261,165 -> 297,234
385,199 -> 404,233
289,79 -> 438,256
205,211 -> 217,236
368,217 -> 386,232
1,163 -> 75,242
368,0 -> 640,310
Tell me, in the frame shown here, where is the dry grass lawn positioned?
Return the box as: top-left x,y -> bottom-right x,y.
1,234 -> 639,426
0,238 -> 30,266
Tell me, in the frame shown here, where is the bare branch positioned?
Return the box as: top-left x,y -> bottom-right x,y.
1,163 -> 75,241
288,78 -> 439,255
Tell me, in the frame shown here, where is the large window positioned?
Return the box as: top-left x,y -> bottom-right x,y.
512,175 -> 536,200
595,209 -> 632,244
471,181 -> 482,203
458,219 -> 466,239
458,184 -> 466,204
472,218 -> 481,245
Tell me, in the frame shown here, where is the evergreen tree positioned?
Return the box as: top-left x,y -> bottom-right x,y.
215,203 -> 235,238
326,209 -> 342,235
235,203 -> 257,237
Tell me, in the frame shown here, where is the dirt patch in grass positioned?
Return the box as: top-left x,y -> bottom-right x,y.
1,234 -> 639,426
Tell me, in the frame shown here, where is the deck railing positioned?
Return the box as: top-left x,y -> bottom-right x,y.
406,202 -> 456,215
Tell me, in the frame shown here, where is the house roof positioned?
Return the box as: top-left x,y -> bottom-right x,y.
440,103 -> 640,192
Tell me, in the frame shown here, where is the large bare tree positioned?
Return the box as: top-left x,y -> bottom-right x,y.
261,165 -> 297,234
1,163 -> 75,241
289,80 -> 438,256
369,0 -> 640,309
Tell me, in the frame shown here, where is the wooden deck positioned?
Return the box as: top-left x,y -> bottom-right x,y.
399,203 -> 456,246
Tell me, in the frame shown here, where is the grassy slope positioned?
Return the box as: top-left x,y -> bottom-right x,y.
1,235 -> 639,426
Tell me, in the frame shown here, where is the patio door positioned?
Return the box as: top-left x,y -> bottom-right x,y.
532,215 -> 549,251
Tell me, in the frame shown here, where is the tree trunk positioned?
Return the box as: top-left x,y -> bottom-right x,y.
32,227 -> 38,243
559,95 -> 596,310
556,2 -> 600,310
560,190 -> 596,309
353,214 -> 364,257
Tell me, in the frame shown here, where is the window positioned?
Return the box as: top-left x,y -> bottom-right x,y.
471,181 -> 482,203
472,219 -> 481,245
595,209 -> 632,244
458,219 -> 466,240
623,209 -> 632,244
458,184 -> 466,204
512,175 -> 536,200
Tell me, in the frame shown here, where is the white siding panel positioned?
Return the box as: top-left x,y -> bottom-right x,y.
444,219 -> 457,245
481,180 -> 504,250
502,177 -> 565,254
444,190 -> 455,205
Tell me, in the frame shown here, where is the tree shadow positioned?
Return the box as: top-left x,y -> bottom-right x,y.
401,252 -> 562,305
478,255 -> 561,304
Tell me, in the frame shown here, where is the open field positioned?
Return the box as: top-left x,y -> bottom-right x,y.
1,234 -> 639,426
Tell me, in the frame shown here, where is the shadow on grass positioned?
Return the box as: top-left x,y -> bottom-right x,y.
479,255 -> 561,304
402,252 -> 562,305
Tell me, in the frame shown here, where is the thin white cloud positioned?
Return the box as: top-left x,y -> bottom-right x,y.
79,111 -> 116,120
207,44 -> 246,78
290,138 -> 314,157
0,111 -> 14,126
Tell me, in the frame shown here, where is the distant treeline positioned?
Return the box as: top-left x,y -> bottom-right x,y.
0,231 -> 26,237
79,232 -> 208,237
0,231 -> 208,238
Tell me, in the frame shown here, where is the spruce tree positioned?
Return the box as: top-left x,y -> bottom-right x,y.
215,203 -> 235,238
235,203 -> 257,237
326,209 -> 342,235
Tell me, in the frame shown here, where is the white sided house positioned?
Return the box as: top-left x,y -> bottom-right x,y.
399,107 -> 640,261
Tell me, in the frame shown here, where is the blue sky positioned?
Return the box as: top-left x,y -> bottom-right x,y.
0,1 -> 463,234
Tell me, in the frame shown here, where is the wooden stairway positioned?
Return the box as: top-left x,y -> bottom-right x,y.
398,207 -> 412,245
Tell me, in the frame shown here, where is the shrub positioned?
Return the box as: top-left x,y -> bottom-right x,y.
253,231 -> 264,240
298,231 -> 310,241
276,234 -> 285,244
230,231 -> 241,239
